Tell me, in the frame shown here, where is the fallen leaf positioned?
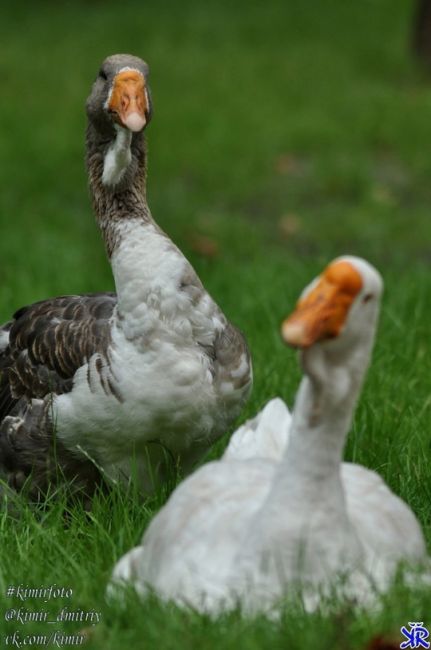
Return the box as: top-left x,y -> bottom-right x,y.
274,153 -> 311,177
365,634 -> 400,650
278,214 -> 302,238
189,234 -> 219,258
371,184 -> 397,207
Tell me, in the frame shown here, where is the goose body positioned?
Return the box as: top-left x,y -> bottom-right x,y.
110,256 -> 427,613
0,55 -> 251,498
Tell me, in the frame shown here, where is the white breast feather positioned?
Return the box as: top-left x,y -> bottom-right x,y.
53,222 -> 236,480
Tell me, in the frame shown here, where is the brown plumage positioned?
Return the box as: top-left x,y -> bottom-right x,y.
0,294 -> 116,500
1,294 -> 115,405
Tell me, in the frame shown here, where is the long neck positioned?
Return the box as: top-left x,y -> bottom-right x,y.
272,339 -> 374,510
86,122 -> 186,331
86,122 -> 151,255
243,340 -> 375,580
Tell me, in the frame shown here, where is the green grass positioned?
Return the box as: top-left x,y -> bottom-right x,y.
1,0 -> 431,647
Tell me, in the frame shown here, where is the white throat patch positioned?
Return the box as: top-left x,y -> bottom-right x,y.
102,126 -> 132,186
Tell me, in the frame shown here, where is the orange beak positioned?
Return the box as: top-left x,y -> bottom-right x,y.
281,260 -> 363,348
107,69 -> 148,132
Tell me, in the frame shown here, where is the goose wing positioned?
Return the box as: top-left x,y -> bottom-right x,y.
0,292 -> 117,420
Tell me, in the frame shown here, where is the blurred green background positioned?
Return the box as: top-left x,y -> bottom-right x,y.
0,1 -> 430,648
2,0 -> 431,298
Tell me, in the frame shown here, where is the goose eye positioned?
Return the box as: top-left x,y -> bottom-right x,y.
362,293 -> 373,303
99,69 -> 108,81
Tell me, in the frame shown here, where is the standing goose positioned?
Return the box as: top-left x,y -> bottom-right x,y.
110,257 -> 427,614
0,54 -> 252,499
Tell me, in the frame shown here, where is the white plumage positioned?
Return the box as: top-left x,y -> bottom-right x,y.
223,398 -> 291,462
54,222 -> 235,489
110,256 -> 427,614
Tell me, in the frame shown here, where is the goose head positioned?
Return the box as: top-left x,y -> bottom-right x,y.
86,54 -> 152,137
281,257 -> 383,395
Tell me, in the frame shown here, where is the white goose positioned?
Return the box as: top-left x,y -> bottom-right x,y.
0,54 -> 252,500
110,256 -> 427,614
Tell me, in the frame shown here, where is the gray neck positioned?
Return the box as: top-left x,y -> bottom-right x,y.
85,122 -> 152,257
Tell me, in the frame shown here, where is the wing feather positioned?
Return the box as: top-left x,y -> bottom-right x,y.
0,292 -> 116,421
